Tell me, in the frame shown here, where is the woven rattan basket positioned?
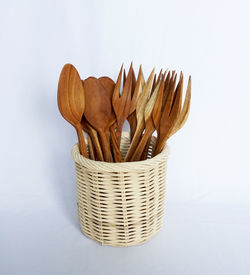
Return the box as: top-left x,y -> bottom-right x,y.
71,132 -> 169,247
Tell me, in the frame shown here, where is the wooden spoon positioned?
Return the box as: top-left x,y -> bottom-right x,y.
130,73 -> 166,161
83,77 -> 115,162
124,68 -> 155,161
57,64 -> 88,157
153,73 -> 183,156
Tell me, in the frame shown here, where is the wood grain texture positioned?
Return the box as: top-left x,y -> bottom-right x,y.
81,115 -> 104,161
141,71 -> 167,160
170,76 -> 191,137
127,65 -> 144,141
112,64 -> 133,146
125,68 -> 155,161
130,73 -> 165,161
153,73 -> 183,156
57,63 -> 88,157
86,133 -> 95,160
83,77 -> 115,162
98,76 -> 123,162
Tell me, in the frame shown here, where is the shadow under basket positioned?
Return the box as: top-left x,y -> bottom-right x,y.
71,132 -> 169,247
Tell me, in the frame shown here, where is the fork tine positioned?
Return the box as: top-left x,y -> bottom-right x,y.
152,71 -> 166,128
129,65 -> 144,114
162,72 -> 177,118
169,73 -> 183,122
131,65 -> 137,94
123,69 -> 126,88
121,63 -> 133,102
113,64 -> 123,100
156,69 -> 163,84
169,75 -> 191,136
151,74 -> 157,92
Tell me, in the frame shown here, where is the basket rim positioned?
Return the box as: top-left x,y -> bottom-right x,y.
72,132 -> 169,172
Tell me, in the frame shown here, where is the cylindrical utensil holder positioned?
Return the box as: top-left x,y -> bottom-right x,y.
71,132 -> 169,247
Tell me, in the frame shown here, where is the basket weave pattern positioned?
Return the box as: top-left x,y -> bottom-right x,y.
72,133 -> 169,247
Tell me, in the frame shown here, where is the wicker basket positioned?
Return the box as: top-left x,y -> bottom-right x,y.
71,132 -> 169,247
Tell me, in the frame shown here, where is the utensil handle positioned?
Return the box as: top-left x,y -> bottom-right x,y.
99,131 -> 113,162
130,129 -> 153,161
86,134 -> 95,160
88,126 -> 104,161
141,139 -> 151,160
124,124 -> 143,161
153,137 -> 165,157
115,124 -> 123,147
76,125 -> 88,157
110,125 -> 123,162
127,113 -> 136,142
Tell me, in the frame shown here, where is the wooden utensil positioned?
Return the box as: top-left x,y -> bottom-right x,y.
127,65 -> 144,141
141,70 -> 167,160
151,69 -> 162,94
130,73 -> 166,161
169,76 -> 191,137
98,76 -> 123,162
81,80 -> 105,161
57,64 -> 88,157
83,77 -> 115,162
123,69 -> 126,87
112,64 -> 133,146
81,116 -> 104,161
162,71 -> 171,110
153,73 -> 183,156
125,68 -> 155,161
86,134 -> 95,159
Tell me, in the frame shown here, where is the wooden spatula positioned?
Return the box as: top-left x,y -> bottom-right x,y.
81,116 -> 104,161
57,64 -> 88,157
81,80 -> 104,161
83,77 -> 115,162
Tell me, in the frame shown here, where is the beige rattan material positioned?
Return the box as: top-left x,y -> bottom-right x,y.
72,132 -> 169,247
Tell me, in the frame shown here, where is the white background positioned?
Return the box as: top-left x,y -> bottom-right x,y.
1,0 -> 250,274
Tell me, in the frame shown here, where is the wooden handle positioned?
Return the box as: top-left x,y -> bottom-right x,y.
124,124 -> 144,161
75,125 -> 88,157
153,136 -> 165,157
115,124 -> 123,147
99,130 -> 113,162
86,134 -> 95,160
127,113 -> 137,142
110,125 -> 123,162
130,129 -> 153,161
140,136 -> 152,160
88,126 -> 104,161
